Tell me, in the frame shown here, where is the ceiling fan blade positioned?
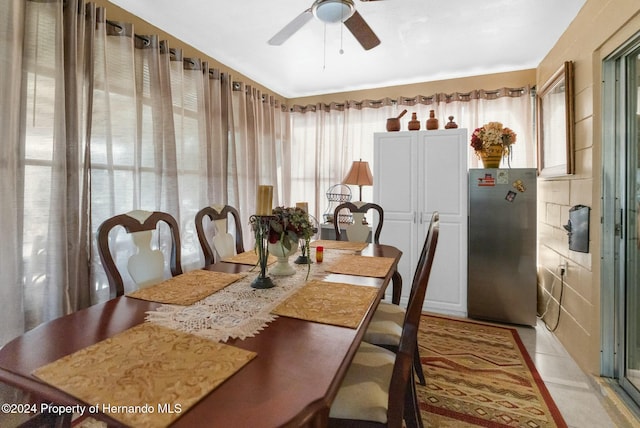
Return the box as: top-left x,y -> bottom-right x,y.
268,9 -> 313,46
344,10 -> 380,50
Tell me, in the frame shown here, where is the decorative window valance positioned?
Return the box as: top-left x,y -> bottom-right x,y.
289,85 -> 532,113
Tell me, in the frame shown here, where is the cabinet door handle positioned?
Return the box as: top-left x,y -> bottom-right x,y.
413,212 -> 417,223
420,212 -> 423,224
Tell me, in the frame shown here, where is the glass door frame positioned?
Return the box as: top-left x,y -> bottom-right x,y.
602,31 -> 640,405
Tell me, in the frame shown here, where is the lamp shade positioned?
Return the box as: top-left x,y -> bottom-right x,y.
343,159 -> 373,201
342,159 -> 373,187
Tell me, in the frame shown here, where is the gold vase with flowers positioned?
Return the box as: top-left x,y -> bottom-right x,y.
470,122 -> 517,168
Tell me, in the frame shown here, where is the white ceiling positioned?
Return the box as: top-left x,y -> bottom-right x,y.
108,0 -> 586,99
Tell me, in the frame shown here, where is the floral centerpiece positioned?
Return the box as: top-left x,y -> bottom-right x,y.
267,206 -> 316,253
470,122 -> 517,168
250,206 -> 317,277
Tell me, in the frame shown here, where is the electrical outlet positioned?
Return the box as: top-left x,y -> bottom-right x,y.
559,261 -> 568,276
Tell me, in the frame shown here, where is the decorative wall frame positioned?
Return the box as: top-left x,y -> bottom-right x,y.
537,61 -> 575,176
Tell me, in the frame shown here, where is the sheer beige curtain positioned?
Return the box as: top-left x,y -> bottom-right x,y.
289,89 -> 534,218
140,38 -> 179,216
0,0 -> 26,347
88,14 -> 291,285
203,66 -> 229,204
229,83 -> 260,230
0,0 -> 294,344
0,0 -> 92,347
89,17 -> 189,298
258,92 -> 290,206
169,53 -> 210,269
197,66 -> 229,252
289,101 -> 393,220
89,14 -> 292,284
228,83 -> 290,248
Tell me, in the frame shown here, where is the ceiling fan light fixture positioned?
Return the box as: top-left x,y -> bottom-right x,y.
312,0 -> 355,24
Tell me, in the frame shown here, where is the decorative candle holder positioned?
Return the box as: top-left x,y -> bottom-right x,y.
250,214 -> 275,289
294,202 -> 312,266
294,238 -> 313,265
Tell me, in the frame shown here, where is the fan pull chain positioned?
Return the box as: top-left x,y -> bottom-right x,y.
339,15 -> 344,55
323,23 -> 327,71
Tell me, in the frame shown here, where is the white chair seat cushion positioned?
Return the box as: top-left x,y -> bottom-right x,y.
329,342 -> 395,423
362,301 -> 405,346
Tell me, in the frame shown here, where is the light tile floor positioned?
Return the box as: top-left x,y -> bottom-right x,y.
512,319 -> 640,428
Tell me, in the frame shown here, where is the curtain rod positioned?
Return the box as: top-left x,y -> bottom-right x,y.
100,12 -> 288,108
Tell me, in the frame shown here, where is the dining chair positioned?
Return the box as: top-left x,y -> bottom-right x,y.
333,201 -> 384,244
363,212 -> 439,386
195,204 -> 245,265
97,210 -> 182,298
329,215 -> 440,428
333,201 -> 403,305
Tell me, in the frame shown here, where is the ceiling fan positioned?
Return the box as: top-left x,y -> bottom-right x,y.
268,0 -> 381,51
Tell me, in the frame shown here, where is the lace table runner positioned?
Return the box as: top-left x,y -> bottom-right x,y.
146,250 -> 355,342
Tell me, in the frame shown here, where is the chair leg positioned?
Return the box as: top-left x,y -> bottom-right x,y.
391,270 -> 402,304
414,340 -> 426,386
404,366 -> 424,428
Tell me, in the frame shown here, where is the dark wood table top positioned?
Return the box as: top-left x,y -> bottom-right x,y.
0,244 -> 401,427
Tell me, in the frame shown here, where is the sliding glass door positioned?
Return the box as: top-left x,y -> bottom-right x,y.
623,49 -> 640,396
603,35 -> 640,406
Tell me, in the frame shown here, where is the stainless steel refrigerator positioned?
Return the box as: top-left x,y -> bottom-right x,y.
468,168 -> 537,326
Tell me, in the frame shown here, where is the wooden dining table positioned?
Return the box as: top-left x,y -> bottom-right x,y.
0,243 -> 401,428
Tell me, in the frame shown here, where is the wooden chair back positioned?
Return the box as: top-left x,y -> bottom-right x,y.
334,201 -> 404,303
97,210 -> 182,298
333,201 -> 384,243
195,205 -> 245,265
406,212 -> 439,309
387,213 -> 439,426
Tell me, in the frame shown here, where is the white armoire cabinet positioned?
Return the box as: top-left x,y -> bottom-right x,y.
373,129 -> 468,316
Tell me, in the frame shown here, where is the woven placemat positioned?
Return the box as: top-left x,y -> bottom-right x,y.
325,254 -> 395,278
33,323 -> 256,428
222,250 -> 277,266
126,270 -> 243,305
272,280 -> 378,328
309,240 -> 368,252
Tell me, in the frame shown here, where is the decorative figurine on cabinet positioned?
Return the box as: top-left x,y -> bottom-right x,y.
445,116 -> 458,129
408,112 -> 420,130
426,110 -> 439,130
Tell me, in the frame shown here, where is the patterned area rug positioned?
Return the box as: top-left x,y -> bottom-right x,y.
418,314 -> 567,428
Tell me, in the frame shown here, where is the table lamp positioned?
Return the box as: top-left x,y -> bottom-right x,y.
342,159 -> 373,201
